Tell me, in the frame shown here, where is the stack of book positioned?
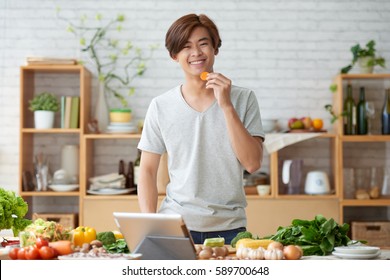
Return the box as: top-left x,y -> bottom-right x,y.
61,96 -> 80,129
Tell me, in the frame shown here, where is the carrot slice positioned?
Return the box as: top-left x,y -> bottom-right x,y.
200,71 -> 209,81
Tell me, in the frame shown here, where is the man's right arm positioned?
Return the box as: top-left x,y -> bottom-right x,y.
137,151 -> 161,213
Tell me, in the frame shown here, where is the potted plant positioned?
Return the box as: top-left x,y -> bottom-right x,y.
29,92 -> 60,129
56,9 -> 157,131
325,40 -> 386,123
341,40 -> 386,74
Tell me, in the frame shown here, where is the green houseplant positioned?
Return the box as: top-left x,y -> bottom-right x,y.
325,40 -> 386,123
29,92 -> 60,129
341,40 -> 386,74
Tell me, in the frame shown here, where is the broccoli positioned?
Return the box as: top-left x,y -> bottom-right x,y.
230,231 -> 253,248
96,231 -> 116,246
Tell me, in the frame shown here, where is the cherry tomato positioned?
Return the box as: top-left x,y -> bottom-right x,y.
35,237 -> 49,249
25,246 -> 41,260
8,247 -> 20,260
17,247 -> 26,260
39,246 -> 56,260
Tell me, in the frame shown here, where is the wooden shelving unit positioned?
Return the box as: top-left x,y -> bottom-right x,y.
19,65 -> 92,225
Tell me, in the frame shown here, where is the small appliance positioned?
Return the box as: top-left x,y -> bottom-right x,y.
304,171 -> 330,194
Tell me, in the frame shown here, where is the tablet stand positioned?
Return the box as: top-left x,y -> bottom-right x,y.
134,235 -> 197,260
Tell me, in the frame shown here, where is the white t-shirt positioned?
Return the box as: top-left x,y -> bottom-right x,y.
138,85 -> 265,231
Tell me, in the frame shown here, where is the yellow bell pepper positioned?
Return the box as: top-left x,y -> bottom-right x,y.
112,230 -> 123,239
72,226 -> 97,246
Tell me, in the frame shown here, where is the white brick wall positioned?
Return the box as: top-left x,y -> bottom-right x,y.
1,0 -> 390,194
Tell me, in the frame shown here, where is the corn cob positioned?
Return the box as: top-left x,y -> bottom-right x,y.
235,239 -> 273,249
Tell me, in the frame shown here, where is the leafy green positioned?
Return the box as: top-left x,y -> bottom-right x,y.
263,214 -> 351,256
104,238 -> 130,253
96,231 -> 116,246
230,231 -> 255,248
23,218 -> 72,242
0,188 -> 32,236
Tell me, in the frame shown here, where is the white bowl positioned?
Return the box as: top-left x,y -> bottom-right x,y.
262,119 -> 277,133
257,185 -> 271,196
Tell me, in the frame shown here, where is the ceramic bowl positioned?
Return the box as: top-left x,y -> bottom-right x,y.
262,119 -> 278,133
109,108 -> 132,123
257,184 -> 271,196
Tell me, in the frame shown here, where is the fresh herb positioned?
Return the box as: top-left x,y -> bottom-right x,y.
0,188 -> 32,236
104,238 -> 130,254
263,215 -> 351,256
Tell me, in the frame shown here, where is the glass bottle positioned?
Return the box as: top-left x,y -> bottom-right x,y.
126,161 -> 135,189
343,83 -> 357,135
134,150 -> 141,189
357,87 -> 368,135
382,88 -> 390,135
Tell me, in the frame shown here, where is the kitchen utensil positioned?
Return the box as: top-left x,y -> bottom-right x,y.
281,159 -> 303,194
304,171 -> 330,194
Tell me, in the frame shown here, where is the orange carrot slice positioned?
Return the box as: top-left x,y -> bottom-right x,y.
200,72 -> 209,81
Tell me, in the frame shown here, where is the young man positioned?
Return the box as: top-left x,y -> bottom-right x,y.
137,14 -> 265,244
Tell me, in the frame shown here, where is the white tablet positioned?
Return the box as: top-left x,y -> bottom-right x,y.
113,212 -> 195,259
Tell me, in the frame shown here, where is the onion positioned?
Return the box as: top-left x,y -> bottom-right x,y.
198,249 -> 212,259
267,241 -> 284,251
283,245 -> 302,260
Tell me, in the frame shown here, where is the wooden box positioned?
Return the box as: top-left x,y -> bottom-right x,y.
32,213 -> 78,229
351,221 -> 390,247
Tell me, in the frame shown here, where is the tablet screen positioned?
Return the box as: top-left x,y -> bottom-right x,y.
113,212 -> 193,252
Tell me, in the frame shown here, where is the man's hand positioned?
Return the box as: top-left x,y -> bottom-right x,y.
205,72 -> 232,109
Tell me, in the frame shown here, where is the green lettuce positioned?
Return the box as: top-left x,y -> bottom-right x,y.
0,188 -> 32,236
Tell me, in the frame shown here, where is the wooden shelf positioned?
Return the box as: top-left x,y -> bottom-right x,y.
21,128 -> 80,133
84,133 -> 141,139
341,135 -> 390,142
339,73 -> 390,80
20,191 -> 80,197
341,199 -> 390,207
276,194 -> 339,200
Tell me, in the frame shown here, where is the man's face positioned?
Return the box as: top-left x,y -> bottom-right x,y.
173,26 -> 216,78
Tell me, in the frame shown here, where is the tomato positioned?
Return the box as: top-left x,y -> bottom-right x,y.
8,247 -> 20,260
35,237 -> 49,249
17,247 -> 26,260
39,246 -> 56,260
25,246 -> 41,260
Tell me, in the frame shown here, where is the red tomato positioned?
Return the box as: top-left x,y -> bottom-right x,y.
39,246 -> 56,260
35,237 -> 49,249
8,247 -> 20,260
17,247 -> 26,260
25,246 -> 41,260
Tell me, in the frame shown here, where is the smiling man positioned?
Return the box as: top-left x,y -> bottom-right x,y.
137,14 -> 265,244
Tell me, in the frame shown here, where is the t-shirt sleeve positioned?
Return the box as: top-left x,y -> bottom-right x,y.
245,91 -> 265,140
137,99 -> 166,154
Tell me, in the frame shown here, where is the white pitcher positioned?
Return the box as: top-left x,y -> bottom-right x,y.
61,145 -> 79,184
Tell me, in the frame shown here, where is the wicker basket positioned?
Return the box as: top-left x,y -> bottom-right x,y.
351,221 -> 390,247
32,213 -> 78,229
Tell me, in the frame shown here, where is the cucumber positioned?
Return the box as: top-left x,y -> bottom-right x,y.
203,237 -> 225,247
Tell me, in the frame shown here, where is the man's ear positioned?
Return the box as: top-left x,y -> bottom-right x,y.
172,54 -> 179,62
214,49 -> 219,55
